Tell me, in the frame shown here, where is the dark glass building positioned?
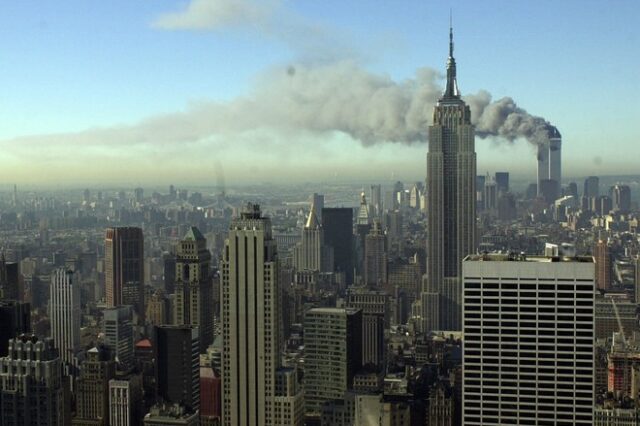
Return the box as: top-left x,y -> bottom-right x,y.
321,208 -> 354,285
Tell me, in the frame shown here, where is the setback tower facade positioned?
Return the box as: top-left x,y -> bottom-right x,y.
423,25 -> 476,331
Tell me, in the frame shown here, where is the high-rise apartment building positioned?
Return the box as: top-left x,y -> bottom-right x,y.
174,227 -> 214,352
424,26 -> 476,331
105,227 -> 144,322
154,325 -> 200,412
0,336 -> 66,426
322,207 -> 354,285
103,305 -> 134,369
221,204 -> 280,425
462,254 -> 595,425
73,346 -> 116,426
304,307 -> 362,416
49,267 -> 81,366
594,236 -> 612,291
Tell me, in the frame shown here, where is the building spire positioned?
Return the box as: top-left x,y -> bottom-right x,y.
443,13 -> 460,100
449,9 -> 454,57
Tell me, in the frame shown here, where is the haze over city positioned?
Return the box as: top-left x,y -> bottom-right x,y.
1,0 -> 638,185
2,1 -> 640,426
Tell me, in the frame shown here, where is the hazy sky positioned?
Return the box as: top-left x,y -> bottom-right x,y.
1,0 -> 638,185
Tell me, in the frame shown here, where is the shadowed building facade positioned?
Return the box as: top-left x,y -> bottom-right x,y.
105,227 -> 144,322
423,25 -> 476,332
174,227 -> 214,353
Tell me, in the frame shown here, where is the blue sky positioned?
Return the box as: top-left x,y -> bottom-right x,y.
0,0 -> 638,185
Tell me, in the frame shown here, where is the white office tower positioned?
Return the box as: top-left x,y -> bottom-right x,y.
462,254 -> 595,426
49,268 -> 81,366
221,204 -> 281,426
537,126 -> 562,196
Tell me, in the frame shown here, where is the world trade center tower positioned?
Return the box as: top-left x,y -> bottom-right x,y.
423,25 -> 476,332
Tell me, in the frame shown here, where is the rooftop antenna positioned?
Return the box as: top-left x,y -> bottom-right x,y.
449,9 -> 454,57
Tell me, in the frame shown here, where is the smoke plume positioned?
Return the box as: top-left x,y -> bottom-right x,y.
2,62 -> 556,157
243,62 -> 557,146
466,90 -> 557,145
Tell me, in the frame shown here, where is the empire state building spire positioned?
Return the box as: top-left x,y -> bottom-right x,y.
443,20 -> 460,100
423,17 -> 476,332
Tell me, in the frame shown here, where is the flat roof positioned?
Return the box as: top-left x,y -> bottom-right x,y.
464,254 -> 594,263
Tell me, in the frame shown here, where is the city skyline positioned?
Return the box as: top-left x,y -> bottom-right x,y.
0,0 -> 638,184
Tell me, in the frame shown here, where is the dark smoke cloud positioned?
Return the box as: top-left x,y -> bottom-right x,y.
465,90 -> 557,145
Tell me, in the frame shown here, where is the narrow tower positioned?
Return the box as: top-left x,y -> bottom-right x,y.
423,23 -> 476,331
221,204 -> 280,426
174,226 -> 214,352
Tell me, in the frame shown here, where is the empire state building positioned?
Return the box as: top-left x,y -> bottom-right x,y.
423,25 -> 476,331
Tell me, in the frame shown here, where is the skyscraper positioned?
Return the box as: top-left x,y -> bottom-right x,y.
346,287 -> 388,367
355,192 -> 373,280
103,305 -> 134,370
105,227 -> 144,322
494,172 -> 509,193
73,346 -> 116,426
536,126 -> 562,197
364,221 -> 387,287
303,307 -> 362,416
462,253 -> 595,425
370,184 -> 382,217
594,236 -> 612,291
109,375 -> 143,426
0,300 -> 30,357
174,227 -> 214,352
424,25 -> 476,331
221,204 -> 280,426
293,204 -> 332,273
0,255 -> 20,301
311,193 -> 324,222
154,325 -> 200,413
584,176 -> 600,199
322,207 -> 354,285
49,267 -> 81,366
635,256 -> 640,305
0,336 -> 67,426
611,184 -> 631,213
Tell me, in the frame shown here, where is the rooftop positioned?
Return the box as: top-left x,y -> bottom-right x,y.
464,253 -> 594,263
